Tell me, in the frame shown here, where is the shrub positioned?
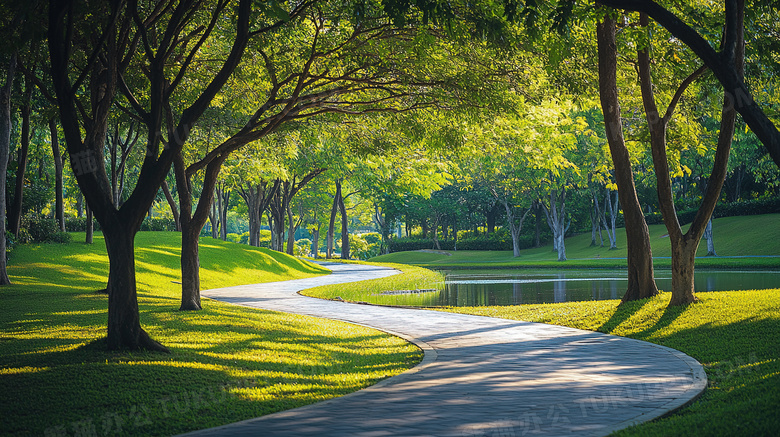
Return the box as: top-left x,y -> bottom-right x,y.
140,217 -> 178,231
22,216 -> 59,243
294,238 -> 312,257
49,232 -> 72,244
65,217 -> 102,232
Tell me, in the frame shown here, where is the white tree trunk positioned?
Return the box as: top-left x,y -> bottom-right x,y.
704,218 -> 717,256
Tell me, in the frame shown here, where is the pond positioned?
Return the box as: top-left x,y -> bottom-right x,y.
426,269 -> 780,307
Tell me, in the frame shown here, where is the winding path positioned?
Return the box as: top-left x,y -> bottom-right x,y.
184,262 -> 706,437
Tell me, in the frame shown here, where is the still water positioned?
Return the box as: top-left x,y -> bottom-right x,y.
431,269 -> 780,306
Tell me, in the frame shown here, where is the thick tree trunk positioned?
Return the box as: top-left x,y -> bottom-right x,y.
503,201 -> 531,258
286,204 -> 296,255
179,221 -> 202,311
597,16 -> 658,302
103,225 -> 169,352
49,119 -> 66,232
0,53 -> 15,285
541,187 -> 567,261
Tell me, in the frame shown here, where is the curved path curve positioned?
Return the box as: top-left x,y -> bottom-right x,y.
185,262 -> 706,437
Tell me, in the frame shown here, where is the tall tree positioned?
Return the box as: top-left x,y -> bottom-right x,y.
637,5 -> 744,306
0,52 -> 15,285
596,13 -> 659,302
47,0 -> 254,350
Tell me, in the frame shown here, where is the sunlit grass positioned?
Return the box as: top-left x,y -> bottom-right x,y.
436,291 -> 780,436
302,262 -> 445,306
1,232 -> 422,436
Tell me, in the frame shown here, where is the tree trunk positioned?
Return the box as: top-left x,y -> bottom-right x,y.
49,119 -> 66,232
339,187 -> 349,259
534,203 -> 542,248
326,181 -> 341,259
503,200 -> 531,258
85,205 -> 94,244
103,225 -> 169,352
8,79 -> 32,236
704,218 -> 716,256
0,53 -> 15,285
161,180 -> 181,231
541,187 -> 567,261
312,226 -> 320,258
636,7 -> 741,306
597,16 -> 659,302
285,201 -> 296,255
179,221 -> 202,310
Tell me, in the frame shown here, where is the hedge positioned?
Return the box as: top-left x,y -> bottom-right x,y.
643,197 -> 780,226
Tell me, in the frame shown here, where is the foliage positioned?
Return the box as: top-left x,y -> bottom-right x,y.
65,217 -> 102,232
139,217 -> 178,232
19,215 -> 62,243
438,290 -> 780,436
643,197 -> 780,226
294,238 -> 312,257
1,233 -> 420,436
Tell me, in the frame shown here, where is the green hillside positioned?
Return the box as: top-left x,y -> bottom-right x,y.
371,213 -> 780,268
1,232 -> 421,436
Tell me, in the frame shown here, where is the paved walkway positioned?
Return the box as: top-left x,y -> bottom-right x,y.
185,263 -> 706,437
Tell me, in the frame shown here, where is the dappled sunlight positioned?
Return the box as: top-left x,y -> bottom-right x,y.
0,366 -> 49,375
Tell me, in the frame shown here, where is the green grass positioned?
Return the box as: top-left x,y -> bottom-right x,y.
1,232 -> 422,436
371,213 -> 780,269
302,262 -> 445,306
436,292 -> 780,436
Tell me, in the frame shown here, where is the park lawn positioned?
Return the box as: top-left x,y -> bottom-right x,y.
370,213 -> 780,269
302,262 -> 780,435
437,292 -> 780,436
303,262 -> 446,306
1,232 -> 422,437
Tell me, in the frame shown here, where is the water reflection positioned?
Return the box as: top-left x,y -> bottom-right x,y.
432,269 -> 780,306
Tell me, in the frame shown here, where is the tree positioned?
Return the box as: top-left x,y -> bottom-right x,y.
47,0 -> 255,350
596,13 -> 659,302
637,5 -> 744,306
0,52 -> 15,285
599,0 -> 780,168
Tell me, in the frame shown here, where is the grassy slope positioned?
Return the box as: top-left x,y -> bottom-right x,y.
1,233 -> 422,436
370,213 -> 780,269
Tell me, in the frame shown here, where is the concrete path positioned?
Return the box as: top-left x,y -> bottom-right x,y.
185,263 -> 706,437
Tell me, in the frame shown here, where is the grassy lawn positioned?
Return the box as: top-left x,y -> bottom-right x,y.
1,233 -> 422,437
303,262 -> 445,306
370,213 -> 780,269
437,292 -> 780,436
301,258 -> 780,435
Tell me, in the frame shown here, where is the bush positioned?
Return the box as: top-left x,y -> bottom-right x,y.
387,237 -> 456,253
294,238 -> 312,257
65,217 -> 102,232
49,232 -> 72,244
140,217 -> 178,231
21,216 -> 59,243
